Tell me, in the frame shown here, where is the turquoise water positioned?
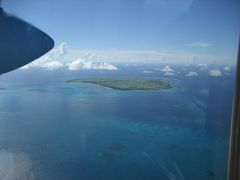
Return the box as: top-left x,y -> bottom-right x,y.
0,67 -> 234,179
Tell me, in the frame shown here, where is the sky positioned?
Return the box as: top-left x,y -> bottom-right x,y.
2,0 -> 240,64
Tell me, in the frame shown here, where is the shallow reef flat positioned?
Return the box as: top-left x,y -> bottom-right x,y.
66,78 -> 171,91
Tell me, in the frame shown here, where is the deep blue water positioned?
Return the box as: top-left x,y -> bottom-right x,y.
0,64 -> 235,180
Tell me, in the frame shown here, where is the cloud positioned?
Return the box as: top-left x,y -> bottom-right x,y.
69,48 -> 234,64
164,72 -> 175,76
196,63 -> 208,71
34,42 -> 67,63
48,42 -> 68,60
93,62 -> 118,70
209,69 -> 222,77
161,65 -> 174,72
20,42 -> 234,72
42,61 -> 64,70
161,65 -> 175,75
21,42 -> 67,70
32,40 -> 233,65
67,59 -> 117,71
186,71 -> 198,77
187,42 -> 212,48
223,66 -> 231,71
21,60 -> 64,70
142,70 -> 154,74
67,58 -> 92,70
21,43 -> 117,71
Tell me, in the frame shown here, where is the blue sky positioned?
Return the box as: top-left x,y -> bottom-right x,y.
2,0 -> 240,64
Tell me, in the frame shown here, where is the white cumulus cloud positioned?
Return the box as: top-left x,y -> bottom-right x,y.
92,62 -> 118,70
48,42 -> 68,60
186,71 -> 198,77
41,61 -> 64,70
209,69 -> 222,77
68,58 -> 92,70
67,59 -> 117,71
161,65 -> 174,72
21,59 -> 64,70
21,43 -> 118,71
223,66 -> 231,71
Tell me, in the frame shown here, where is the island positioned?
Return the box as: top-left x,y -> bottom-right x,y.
66,78 -> 171,91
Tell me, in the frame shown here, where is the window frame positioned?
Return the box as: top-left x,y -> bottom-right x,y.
228,37 -> 240,180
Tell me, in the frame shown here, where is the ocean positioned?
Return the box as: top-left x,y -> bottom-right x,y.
0,64 -> 235,180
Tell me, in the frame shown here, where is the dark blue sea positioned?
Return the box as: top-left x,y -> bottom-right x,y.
0,64 -> 236,180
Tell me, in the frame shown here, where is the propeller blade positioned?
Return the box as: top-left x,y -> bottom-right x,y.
0,8 -> 54,75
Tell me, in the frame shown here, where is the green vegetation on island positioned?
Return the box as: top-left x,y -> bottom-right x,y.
66,78 -> 171,90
